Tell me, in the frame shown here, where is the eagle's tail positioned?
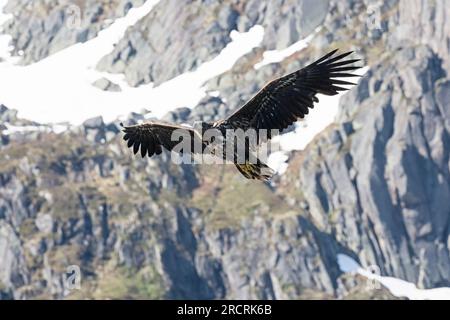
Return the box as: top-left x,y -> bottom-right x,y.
235,159 -> 274,181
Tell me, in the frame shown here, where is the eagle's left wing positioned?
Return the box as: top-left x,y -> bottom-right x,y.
226,50 -> 361,135
121,121 -> 205,158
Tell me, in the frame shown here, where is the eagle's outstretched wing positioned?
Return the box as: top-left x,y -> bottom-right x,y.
226,49 -> 361,134
121,121 -> 204,158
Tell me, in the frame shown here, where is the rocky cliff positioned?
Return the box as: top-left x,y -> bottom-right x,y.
0,0 -> 449,299
96,0 -> 329,86
2,0 -> 145,64
281,46 -> 450,289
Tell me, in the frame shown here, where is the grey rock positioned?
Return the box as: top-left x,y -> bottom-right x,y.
2,0 -> 146,64
82,116 -> 105,143
83,116 -> 104,129
188,96 -> 227,123
92,78 -> 121,92
162,107 -> 192,124
0,104 -> 18,123
259,0 -> 329,50
96,0 -> 236,86
97,0 -> 329,86
284,46 -> 450,288
0,221 -> 28,297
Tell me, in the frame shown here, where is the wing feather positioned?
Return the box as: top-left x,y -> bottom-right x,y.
226,50 -> 361,133
121,121 -> 205,158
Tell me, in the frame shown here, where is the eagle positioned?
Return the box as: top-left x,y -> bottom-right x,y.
121,49 -> 361,181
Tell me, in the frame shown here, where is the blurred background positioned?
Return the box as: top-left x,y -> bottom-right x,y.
0,0 -> 449,300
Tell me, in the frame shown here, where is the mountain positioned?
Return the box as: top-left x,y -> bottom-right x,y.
0,0 -> 449,299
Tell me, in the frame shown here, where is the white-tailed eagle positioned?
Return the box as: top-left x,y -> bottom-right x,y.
122,50 -> 361,181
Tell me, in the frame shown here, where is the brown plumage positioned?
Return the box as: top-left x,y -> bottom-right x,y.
122,49 -> 361,181
121,122 -> 206,158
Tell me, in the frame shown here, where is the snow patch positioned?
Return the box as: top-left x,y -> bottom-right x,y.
207,91 -> 221,98
267,151 -> 289,175
337,254 -> 450,300
2,123 -> 69,135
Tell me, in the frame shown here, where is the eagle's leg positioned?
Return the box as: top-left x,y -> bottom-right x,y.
234,159 -> 274,181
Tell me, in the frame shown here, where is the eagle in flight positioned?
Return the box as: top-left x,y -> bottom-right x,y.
121,49 -> 361,181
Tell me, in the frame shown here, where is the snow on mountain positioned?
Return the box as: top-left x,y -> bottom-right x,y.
2,123 -> 69,135
337,254 -> 450,300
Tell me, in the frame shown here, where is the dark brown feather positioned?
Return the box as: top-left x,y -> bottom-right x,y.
121,121 -> 205,159
225,49 -> 362,135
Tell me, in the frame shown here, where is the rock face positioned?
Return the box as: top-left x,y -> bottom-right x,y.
96,0 -> 329,86
97,0 -> 238,86
2,0 -> 145,64
275,0 -> 450,289
92,78 -> 122,92
0,222 -> 28,296
1,0 -> 450,300
281,46 -> 450,289
0,119 -> 346,299
0,104 -> 17,124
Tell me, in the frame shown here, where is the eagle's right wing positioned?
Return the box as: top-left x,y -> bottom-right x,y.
226,50 -> 361,134
121,121 -> 205,158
